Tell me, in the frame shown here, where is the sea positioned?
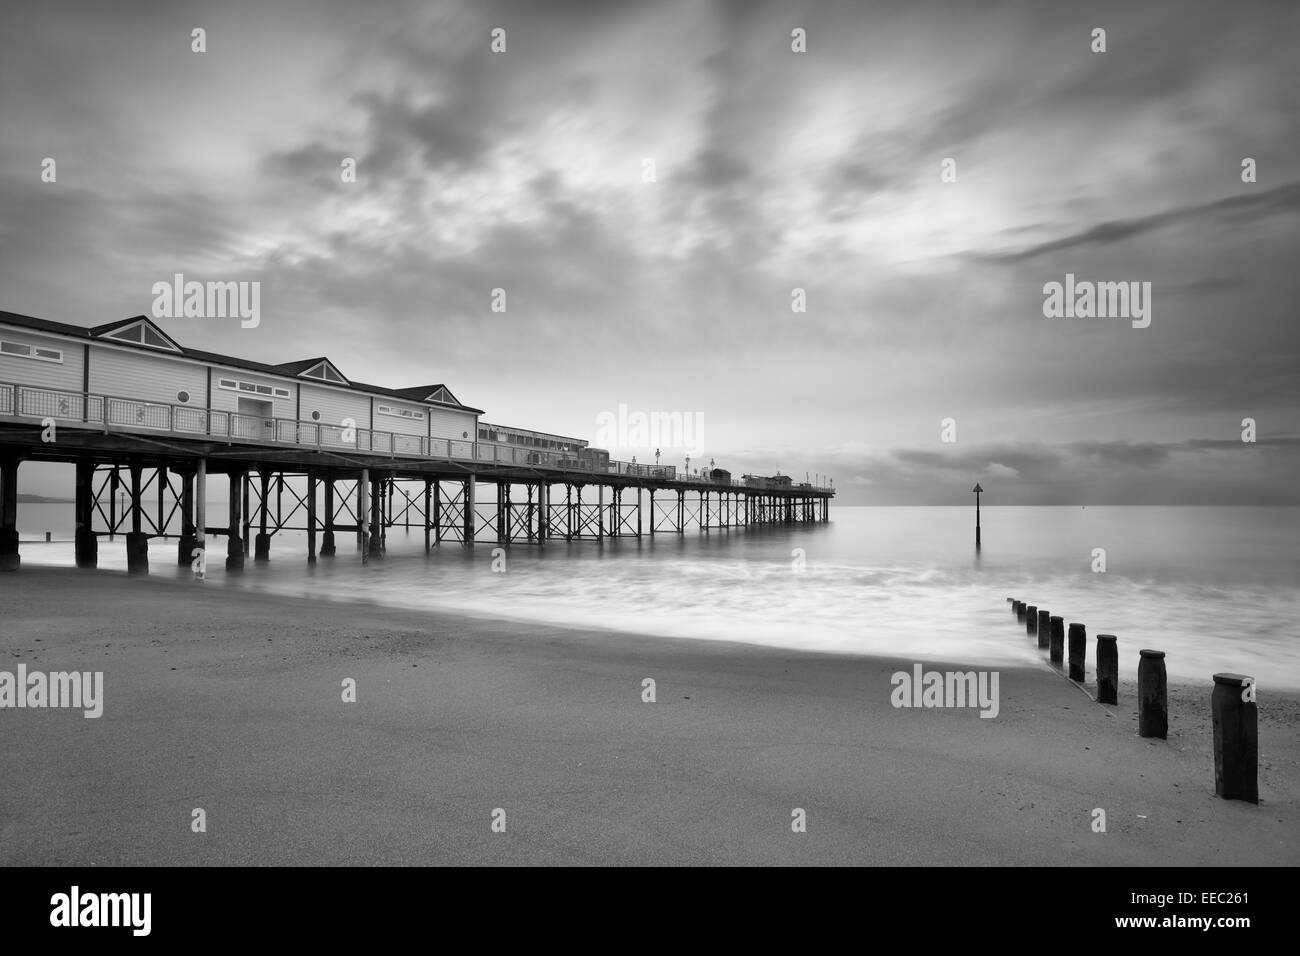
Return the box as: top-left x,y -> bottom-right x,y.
8,502 -> 1300,688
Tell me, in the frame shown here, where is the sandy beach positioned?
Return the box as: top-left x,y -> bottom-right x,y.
1,567 -> 1297,866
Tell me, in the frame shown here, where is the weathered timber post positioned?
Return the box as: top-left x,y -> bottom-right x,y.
1138,649 -> 1167,739
1212,673 -> 1258,803
1096,635 -> 1118,704
1067,623 -> 1086,681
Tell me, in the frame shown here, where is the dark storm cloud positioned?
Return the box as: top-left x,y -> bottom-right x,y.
1163,276 -> 1245,296
976,182 -> 1300,263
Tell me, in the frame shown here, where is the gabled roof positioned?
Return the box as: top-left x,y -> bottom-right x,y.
89,315 -> 183,353
274,357 -> 326,375
277,356 -> 349,385
357,383 -> 483,414
393,384 -> 463,406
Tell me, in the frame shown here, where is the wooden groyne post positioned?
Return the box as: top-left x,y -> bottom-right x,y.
1138,649 -> 1167,739
1025,605 -> 1038,637
1096,635 -> 1118,704
1049,616 -> 1064,664
1212,674 -> 1258,803
1036,609 -> 1050,650
1067,623 -> 1086,681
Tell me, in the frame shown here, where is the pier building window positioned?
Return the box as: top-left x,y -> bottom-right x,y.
176,390 -> 191,404
1,340 -> 63,363
216,377 -> 290,400
376,404 -> 425,421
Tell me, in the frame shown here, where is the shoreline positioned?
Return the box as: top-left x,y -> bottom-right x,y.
2,567 -> 1298,865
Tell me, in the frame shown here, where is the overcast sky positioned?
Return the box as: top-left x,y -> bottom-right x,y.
1,0 -> 1297,503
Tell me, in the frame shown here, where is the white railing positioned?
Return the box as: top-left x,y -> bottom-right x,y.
0,380 -> 834,493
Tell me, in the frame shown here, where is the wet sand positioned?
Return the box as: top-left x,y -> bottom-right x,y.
1,568 -> 1297,865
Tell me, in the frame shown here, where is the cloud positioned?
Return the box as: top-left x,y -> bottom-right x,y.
974,182 -> 1300,264
2,0 -> 1298,505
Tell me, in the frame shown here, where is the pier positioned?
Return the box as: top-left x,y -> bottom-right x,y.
0,310 -> 833,572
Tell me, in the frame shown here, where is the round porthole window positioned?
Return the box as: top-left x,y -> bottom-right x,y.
462,431 -> 469,439
176,390 -> 190,404
311,410 -> 321,421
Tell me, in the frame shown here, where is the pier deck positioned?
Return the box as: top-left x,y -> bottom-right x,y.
0,378 -> 833,573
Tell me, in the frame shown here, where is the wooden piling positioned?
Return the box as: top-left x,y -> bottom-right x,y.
369,472 -> 384,558
126,464 -> 148,574
242,472 -> 251,558
358,469 -> 370,562
320,478 -> 336,556
1037,609 -> 1050,649
423,478 -> 432,553
433,480 -> 442,545
538,482 -> 548,543
463,474 -> 475,546
1026,605 -> 1038,637
1049,616 -> 1064,664
178,468 -> 196,566
194,457 -> 206,577
1096,635 -> 1118,704
226,470 -> 245,572
306,472 -> 317,564
0,457 -> 19,572
1138,649 -> 1167,739
1211,673 -> 1258,803
1016,602 -> 1027,624
254,469 -> 271,562
74,460 -> 97,569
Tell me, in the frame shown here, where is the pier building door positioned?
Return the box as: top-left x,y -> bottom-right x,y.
236,397 -> 275,441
